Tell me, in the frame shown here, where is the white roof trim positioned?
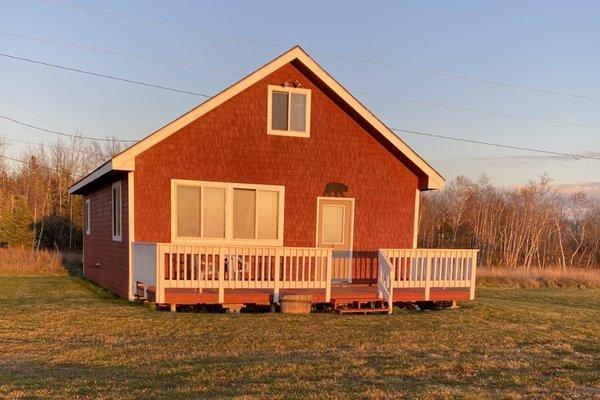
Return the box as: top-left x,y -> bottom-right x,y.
70,46 -> 444,193
68,160 -> 113,194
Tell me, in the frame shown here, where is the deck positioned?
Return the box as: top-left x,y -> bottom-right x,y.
146,285 -> 470,306
134,243 -> 478,313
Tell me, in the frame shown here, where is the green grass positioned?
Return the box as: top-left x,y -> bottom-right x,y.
1,277 -> 599,399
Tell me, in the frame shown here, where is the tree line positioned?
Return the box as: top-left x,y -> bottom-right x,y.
1,135 -> 599,269
419,175 -> 600,269
0,135 -> 121,250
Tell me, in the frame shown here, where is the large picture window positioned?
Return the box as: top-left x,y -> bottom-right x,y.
172,180 -> 284,245
267,85 -> 311,138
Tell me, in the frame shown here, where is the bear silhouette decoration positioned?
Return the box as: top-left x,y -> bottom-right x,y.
323,182 -> 349,197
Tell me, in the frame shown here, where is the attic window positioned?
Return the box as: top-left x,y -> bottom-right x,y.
267,85 -> 311,138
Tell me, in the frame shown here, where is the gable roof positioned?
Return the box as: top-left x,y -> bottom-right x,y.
69,46 -> 444,194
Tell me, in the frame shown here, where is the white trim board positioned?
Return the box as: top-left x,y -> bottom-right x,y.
68,46 -> 444,194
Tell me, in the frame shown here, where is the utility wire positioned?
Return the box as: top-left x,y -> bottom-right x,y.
41,0 -> 600,102
0,114 -> 137,143
1,49 -> 597,161
0,86 -> 53,142
0,86 -> 56,129
392,127 -> 600,161
3,50 -> 600,133
0,31 -> 240,76
2,135 -> 103,156
0,152 -> 68,172
356,91 -> 600,131
0,53 -> 210,97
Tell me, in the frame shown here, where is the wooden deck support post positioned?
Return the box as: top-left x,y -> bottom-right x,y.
218,248 -> 225,303
424,250 -> 432,301
273,249 -> 281,303
325,249 -> 333,303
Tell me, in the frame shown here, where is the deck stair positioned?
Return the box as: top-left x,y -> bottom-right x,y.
333,297 -> 390,315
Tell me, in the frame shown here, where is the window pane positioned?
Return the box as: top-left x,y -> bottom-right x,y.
289,93 -> 306,132
322,205 -> 344,244
257,190 -> 279,239
177,186 -> 200,237
112,189 -> 116,235
233,189 -> 256,239
112,187 -> 121,237
271,91 -> 288,130
85,200 -> 90,234
203,187 -> 226,238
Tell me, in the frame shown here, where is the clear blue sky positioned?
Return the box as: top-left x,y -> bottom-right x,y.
1,0 -> 599,186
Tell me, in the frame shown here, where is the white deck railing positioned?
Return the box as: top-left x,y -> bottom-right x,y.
132,243 -> 332,304
378,249 -> 478,301
377,251 -> 394,314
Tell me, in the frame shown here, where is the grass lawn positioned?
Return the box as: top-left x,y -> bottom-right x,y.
1,276 -> 599,399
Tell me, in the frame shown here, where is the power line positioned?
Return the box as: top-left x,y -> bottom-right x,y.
2,135 -> 102,156
0,31 -> 240,76
0,53 -> 210,97
0,86 -> 56,129
2,56 -> 597,162
356,91 -> 600,131
0,86 -> 53,142
40,0 -> 600,102
0,114 -> 137,143
0,152 -> 66,172
392,127 -> 600,161
3,49 -> 600,133
0,46 -> 597,162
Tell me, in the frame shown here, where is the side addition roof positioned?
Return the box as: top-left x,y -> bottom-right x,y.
69,46 -> 444,194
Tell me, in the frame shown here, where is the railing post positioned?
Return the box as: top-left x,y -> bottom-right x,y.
388,253 -> 394,314
377,251 -> 383,299
218,247 -> 225,303
325,249 -> 333,302
469,251 -> 478,300
424,250 -> 431,301
273,248 -> 281,303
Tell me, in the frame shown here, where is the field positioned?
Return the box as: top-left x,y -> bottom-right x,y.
1,275 -> 599,399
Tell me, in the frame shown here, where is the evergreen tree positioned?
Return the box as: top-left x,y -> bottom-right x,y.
0,195 -> 35,248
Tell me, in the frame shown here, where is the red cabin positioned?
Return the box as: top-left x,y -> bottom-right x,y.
69,47 -> 477,313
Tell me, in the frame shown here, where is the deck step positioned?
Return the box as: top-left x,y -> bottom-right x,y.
333,297 -> 383,303
338,307 -> 390,315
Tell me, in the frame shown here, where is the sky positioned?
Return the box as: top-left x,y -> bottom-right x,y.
0,0 -> 599,188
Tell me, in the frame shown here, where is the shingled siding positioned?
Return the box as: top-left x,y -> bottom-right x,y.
83,176 -> 129,298
134,62 -> 418,281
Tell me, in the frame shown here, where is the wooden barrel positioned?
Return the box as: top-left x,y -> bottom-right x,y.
280,294 -> 313,314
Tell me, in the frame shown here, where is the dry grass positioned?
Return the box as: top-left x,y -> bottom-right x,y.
0,248 -> 68,277
0,276 -> 599,399
478,266 -> 600,289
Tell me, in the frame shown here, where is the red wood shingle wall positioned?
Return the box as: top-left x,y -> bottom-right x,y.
134,62 -> 419,282
83,176 -> 129,298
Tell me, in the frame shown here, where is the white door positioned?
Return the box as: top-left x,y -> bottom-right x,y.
316,197 -> 354,283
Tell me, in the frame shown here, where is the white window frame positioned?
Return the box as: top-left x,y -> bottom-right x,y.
111,181 -> 122,242
267,85 -> 311,138
171,179 -> 285,246
85,198 -> 91,235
